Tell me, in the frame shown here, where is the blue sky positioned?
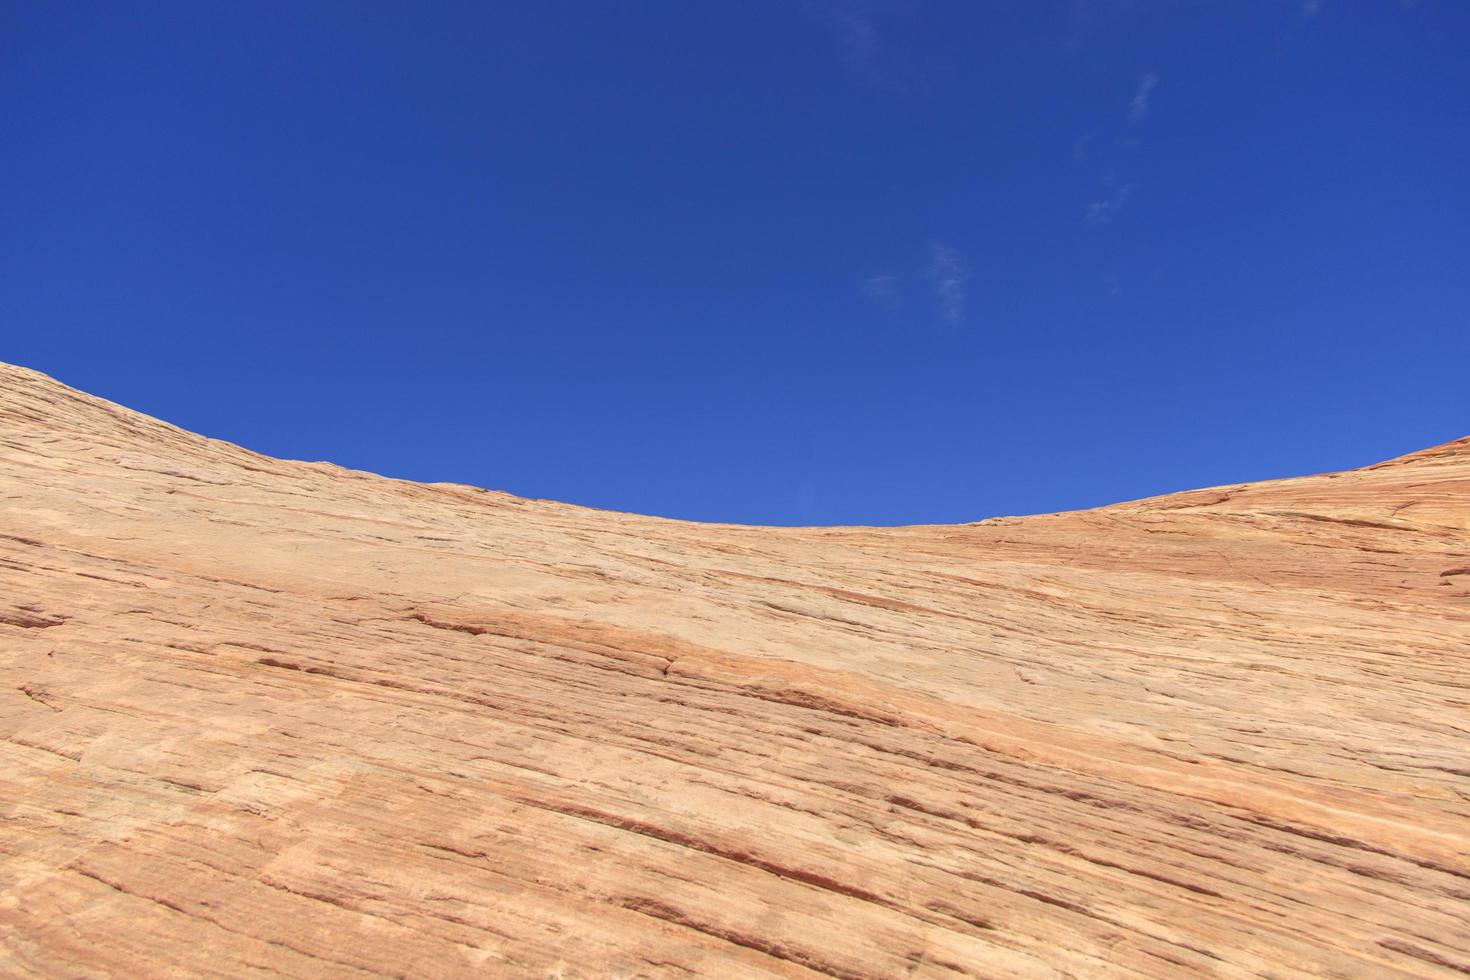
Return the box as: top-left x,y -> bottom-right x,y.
4,2 -> 1467,525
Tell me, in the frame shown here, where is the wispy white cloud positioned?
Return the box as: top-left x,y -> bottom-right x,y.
1076,71 -> 1153,222
1129,72 -> 1158,123
808,0 -> 921,93
826,3 -> 880,74
926,244 -> 970,326
1085,183 -> 1135,224
1302,0 -> 1323,18
1072,128 -> 1100,164
863,273 -> 898,296
862,273 -> 902,310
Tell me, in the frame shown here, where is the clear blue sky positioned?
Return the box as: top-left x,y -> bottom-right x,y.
4,2 -> 1467,525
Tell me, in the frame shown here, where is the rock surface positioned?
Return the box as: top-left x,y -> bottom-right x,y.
1,360 -> 1468,978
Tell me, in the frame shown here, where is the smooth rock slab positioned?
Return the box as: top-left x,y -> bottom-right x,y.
1,361 -> 1468,977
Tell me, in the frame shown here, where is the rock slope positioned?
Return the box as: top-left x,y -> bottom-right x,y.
1,361 -> 1468,978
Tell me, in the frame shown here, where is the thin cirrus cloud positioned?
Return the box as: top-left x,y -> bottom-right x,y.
1079,72 -> 1155,223
1072,128 -> 1101,164
1085,182 -> 1136,224
1129,72 -> 1158,123
860,244 -> 970,327
807,0 -> 923,93
862,273 -> 902,308
926,244 -> 970,326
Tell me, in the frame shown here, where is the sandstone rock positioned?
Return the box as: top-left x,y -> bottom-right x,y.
1,361 -> 1467,977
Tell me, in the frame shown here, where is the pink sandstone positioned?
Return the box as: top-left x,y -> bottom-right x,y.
1,361 -> 1468,977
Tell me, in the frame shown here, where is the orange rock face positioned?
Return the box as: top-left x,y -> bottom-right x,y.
1,361 -> 1468,978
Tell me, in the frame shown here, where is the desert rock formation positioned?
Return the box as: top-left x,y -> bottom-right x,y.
1,361 -> 1468,977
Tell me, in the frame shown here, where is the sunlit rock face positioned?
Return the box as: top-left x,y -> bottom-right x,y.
2,360 -> 1467,978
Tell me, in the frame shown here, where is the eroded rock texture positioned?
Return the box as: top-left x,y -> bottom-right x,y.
1,361 -> 1468,977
